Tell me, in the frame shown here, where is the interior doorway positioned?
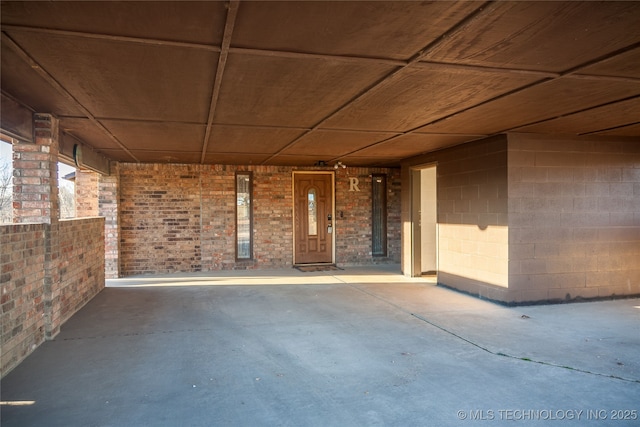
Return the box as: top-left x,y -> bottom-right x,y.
293,172 -> 334,264
411,165 -> 437,277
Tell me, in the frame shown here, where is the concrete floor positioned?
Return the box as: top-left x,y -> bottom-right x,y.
1,265 -> 639,426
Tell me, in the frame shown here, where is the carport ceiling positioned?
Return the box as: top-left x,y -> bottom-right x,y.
1,1 -> 639,167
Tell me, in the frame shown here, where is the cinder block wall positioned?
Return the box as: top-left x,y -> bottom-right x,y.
403,134 -> 640,304
1,217 -> 105,377
437,138 -> 509,300
402,136 -> 510,300
119,164 -> 400,275
508,134 -> 640,303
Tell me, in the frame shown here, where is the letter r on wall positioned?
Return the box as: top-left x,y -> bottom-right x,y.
349,177 -> 360,192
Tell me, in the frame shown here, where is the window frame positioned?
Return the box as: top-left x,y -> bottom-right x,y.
235,171 -> 253,261
371,173 -> 387,257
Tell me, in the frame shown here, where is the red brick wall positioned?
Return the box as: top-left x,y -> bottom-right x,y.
99,163 -> 120,278
1,218 -> 105,377
120,164 -> 202,274
1,223 -> 46,377
119,164 -> 400,275
75,170 -> 99,217
336,168 -> 402,265
58,218 -> 105,325
249,166 -> 294,268
12,144 -> 59,224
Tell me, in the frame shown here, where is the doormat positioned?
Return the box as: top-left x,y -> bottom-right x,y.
295,265 -> 343,273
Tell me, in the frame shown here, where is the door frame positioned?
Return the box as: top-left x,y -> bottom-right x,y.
410,163 -> 438,277
292,171 -> 336,265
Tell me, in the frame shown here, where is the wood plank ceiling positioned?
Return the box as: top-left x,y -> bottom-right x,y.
1,1 -> 639,167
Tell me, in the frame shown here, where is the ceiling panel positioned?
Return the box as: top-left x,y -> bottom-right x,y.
98,149 -> 145,164
322,66 -> 541,132
1,1 -> 639,168
352,133 -> 484,158
233,1 -> 480,60
515,97 -> 640,135
101,120 -> 206,154
1,41 -> 84,116
1,1 -> 226,45
203,153 -> 273,165
214,53 -> 395,128
577,48 -> 640,79
423,1 -> 640,72
338,156 -> 403,167
419,77 -> 640,135
60,118 -> 122,151
281,130 -> 398,157
128,150 -> 203,164
8,31 -> 218,122
207,126 -> 306,154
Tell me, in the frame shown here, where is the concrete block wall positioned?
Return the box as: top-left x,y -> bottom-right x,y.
118,164 -> 400,275
435,137 -> 509,300
508,134 -> 640,303
1,223 -> 46,377
403,134 -> 640,304
402,136 -> 510,300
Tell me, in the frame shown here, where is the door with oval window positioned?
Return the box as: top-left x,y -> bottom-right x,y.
293,172 -> 334,264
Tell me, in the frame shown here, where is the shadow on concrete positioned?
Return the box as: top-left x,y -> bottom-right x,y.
2,266 -> 639,426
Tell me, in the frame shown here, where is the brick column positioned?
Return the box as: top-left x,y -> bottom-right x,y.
75,169 -> 99,217
12,113 -> 62,338
13,114 -> 60,224
99,162 -> 120,278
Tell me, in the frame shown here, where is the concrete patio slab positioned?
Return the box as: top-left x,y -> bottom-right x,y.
1,266 -> 639,426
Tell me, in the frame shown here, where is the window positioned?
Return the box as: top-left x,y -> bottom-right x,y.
236,172 -> 253,260
308,188 -> 317,235
0,139 -> 13,223
372,174 -> 387,256
58,162 -> 76,218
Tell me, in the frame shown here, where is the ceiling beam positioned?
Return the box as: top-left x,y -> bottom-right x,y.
229,46 -> 405,67
200,0 -> 239,164
1,24 -> 221,52
581,121 -> 640,136
1,31 -> 139,162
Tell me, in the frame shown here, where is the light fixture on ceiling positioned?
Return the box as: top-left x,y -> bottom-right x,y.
334,161 -> 346,169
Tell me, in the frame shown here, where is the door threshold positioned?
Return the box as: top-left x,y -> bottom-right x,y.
294,264 -> 342,272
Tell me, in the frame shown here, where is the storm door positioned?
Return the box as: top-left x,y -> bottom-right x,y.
293,172 -> 334,264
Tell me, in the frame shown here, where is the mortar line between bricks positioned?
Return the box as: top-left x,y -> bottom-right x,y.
341,280 -> 640,384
